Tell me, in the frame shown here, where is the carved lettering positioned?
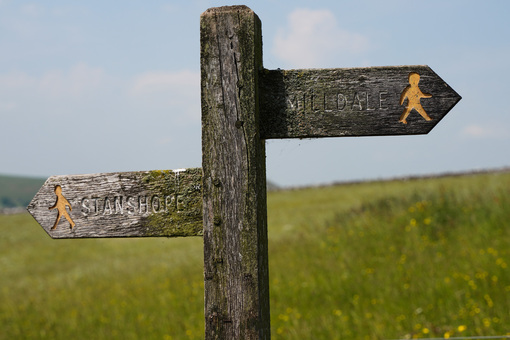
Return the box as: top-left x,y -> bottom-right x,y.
311,90 -> 321,112
139,196 -> 148,214
366,92 -> 376,111
176,195 -> 185,211
165,195 -> 174,212
287,96 -> 298,111
114,196 -> 123,214
127,196 -> 135,215
76,192 -> 195,217
81,198 -> 90,216
337,93 -> 346,111
103,197 -> 112,215
379,91 -> 388,110
324,93 -> 330,112
285,89 -> 395,115
352,92 -> 362,110
92,198 -> 99,214
152,195 -> 161,213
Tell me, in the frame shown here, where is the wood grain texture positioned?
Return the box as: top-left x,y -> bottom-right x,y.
201,5 -> 270,340
259,65 -> 461,139
27,169 -> 202,239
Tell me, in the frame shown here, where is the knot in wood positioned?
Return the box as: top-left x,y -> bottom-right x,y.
213,216 -> 222,226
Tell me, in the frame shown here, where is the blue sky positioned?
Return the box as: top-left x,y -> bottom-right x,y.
1,0 -> 509,186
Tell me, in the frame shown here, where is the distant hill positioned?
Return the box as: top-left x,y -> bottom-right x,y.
0,174 -> 45,210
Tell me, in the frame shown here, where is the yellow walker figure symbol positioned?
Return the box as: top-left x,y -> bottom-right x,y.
49,185 -> 75,230
399,72 -> 433,124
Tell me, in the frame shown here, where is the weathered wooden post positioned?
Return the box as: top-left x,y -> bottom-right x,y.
200,6 -> 270,339
27,4 -> 461,340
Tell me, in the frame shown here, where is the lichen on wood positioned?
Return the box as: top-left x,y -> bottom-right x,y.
143,169 -> 203,237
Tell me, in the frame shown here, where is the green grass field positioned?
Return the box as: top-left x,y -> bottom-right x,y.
1,172 -> 509,339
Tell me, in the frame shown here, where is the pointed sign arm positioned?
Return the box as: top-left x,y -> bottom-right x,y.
27,168 -> 203,239
259,65 -> 461,139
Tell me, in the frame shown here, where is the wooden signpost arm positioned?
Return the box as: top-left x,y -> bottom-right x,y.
27,169 -> 203,239
201,6 -> 270,340
259,66 -> 461,138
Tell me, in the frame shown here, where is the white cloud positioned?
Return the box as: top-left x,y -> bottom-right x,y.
0,66 -> 200,126
41,63 -> 107,98
0,66 -> 198,101
273,9 -> 369,67
130,70 -> 198,95
461,124 -> 509,139
272,9 -> 370,68
0,63 -> 107,99
463,125 -> 489,137
129,70 -> 200,122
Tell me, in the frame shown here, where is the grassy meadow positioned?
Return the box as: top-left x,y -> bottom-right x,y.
1,171 -> 509,339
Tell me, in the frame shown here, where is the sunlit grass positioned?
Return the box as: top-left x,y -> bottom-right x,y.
0,214 -> 204,339
1,172 -> 509,339
268,172 -> 510,339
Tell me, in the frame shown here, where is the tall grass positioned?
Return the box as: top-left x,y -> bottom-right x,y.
1,172 -> 509,339
269,173 -> 510,339
0,214 -> 204,339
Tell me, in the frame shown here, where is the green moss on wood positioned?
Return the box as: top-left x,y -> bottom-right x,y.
141,169 -> 203,237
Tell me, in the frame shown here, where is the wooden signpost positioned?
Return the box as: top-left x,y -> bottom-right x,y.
28,169 -> 202,238
27,5 -> 461,339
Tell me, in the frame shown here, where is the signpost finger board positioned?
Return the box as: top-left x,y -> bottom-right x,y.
28,169 -> 202,238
